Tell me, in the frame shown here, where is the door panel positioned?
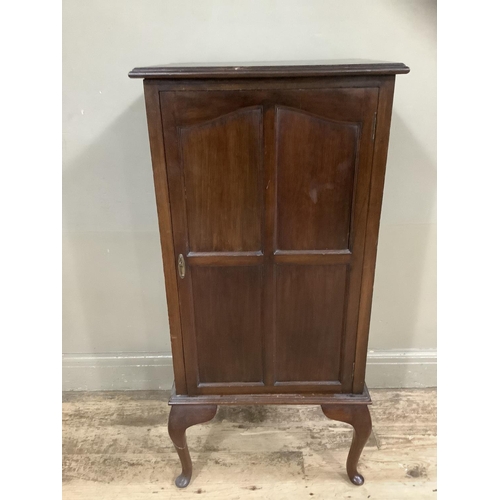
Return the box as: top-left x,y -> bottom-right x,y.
191,266 -> 264,385
180,107 -> 263,252
275,265 -> 347,384
276,107 -> 359,251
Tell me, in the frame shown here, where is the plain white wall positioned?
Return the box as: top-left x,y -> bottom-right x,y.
63,1 -> 436,359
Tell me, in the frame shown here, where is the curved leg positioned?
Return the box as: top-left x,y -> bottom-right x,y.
321,404 -> 372,486
168,404 -> 217,488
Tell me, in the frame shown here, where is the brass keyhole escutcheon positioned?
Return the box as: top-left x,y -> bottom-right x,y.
178,254 -> 185,279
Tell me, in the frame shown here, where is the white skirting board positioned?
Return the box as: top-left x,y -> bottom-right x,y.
364,349 -> 437,389
62,349 -> 436,391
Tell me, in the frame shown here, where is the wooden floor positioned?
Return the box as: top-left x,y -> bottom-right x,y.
62,389 -> 436,499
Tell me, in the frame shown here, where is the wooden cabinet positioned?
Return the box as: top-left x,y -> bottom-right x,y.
129,61 -> 409,488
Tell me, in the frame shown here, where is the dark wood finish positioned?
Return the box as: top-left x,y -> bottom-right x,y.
180,106 -> 263,252
142,83 -> 187,394
168,404 -> 217,488
129,60 -> 409,79
169,382 -> 372,405
276,106 -> 359,251
190,266 -> 264,385
353,77 -> 396,393
275,265 -> 347,384
321,404 -> 373,485
273,250 -> 351,265
160,90 -> 267,395
132,61 -> 407,487
159,86 -> 377,395
262,102 -> 277,389
187,251 -> 263,267
146,74 -> 393,92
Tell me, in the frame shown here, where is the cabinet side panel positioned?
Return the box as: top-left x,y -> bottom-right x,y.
143,81 -> 187,393
353,77 -> 396,393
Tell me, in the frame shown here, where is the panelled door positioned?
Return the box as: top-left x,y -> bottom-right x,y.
160,86 -> 379,395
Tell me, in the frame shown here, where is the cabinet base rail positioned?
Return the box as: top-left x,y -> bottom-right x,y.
168,384 -> 372,488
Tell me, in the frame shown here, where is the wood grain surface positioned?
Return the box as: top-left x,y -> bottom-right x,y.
157,84 -> 380,395
129,60 -> 410,79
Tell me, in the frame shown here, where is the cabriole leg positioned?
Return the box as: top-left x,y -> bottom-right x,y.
168,404 -> 217,488
321,404 -> 372,485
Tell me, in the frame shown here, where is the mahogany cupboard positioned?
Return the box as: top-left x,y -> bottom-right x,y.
129,61 -> 409,488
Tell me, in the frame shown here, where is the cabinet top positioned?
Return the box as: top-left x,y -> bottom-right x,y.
128,60 -> 409,79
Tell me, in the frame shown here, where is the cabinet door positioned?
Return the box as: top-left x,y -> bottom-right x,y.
161,86 -> 378,395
